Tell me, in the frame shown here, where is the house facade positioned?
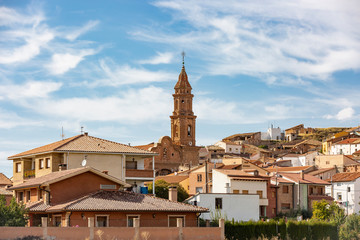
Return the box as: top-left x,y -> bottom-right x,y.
330,138 -> 360,155
8,167 -> 207,227
8,133 -> 157,193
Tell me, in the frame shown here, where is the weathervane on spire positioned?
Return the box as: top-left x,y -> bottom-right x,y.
181,51 -> 185,66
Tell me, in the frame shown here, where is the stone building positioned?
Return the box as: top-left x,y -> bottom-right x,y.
137,63 -> 200,175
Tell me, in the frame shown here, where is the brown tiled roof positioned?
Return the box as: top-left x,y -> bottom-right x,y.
270,177 -> 293,184
336,138 -> 360,145
215,169 -> 269,179
327,172 -> 360,182
135,143 -> 155,151
9,167 -> 131,190
285,124 -> 304,131
0,173 -> 12,185
45,190 -> 207,213
281,173 -> 331,185
155,175 -> 188,184
267,166 -> 313,172
218,164 -> 242,170
9,134 -> 156,159
294,139 -> 322,147
308,168 -> 335,176
222,132 -> 260,141
26,201 -> 49,212
0,187 -> 12,196
282,154 -> 301,158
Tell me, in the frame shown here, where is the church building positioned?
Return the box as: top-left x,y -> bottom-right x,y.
137,61 -> 200,175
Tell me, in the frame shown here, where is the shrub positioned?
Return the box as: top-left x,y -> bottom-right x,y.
339,214 -> 360,240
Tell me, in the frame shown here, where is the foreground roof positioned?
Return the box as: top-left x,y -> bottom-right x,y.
328,172 -> 360,182
9,167 -> 131,190
28,190 -> 208,213
9,134 -> 156,159
0,173 -> 12,185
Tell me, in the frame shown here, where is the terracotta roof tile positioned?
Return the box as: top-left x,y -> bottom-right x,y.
0,187 -> 12,196
9,135 -> 156,159
0,173 -> 12,185
45,190 -> 207,213
134,143 -> 155,151
218,164 -> 242,170
267,166 -> 313,172
9,167 -> 130,190
26,201 -> 49,212
281,173 -> 331,185
335,138 -> 360,145
328,172 -> 360,182
308,168 -> 335,176
155,175 -> 189,184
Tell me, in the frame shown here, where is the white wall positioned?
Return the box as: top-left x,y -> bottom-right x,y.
212,170 -> 230,193
330,143 -> 360,155
326,179 -> 360,215
187,193 -> 260,222
214,141 -> 241,154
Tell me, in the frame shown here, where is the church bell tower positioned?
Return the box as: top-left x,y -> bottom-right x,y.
170,53 -> 196,147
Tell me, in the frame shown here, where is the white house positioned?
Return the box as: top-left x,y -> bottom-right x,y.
186,193 -> 259,222
212,169 -> 269,217
214,141 -> 241,155
330,138 -> 360,155
276,154 -> 301,167
298,151 -> 321,166
325,172 -> 360,215
261,125 -> 282,141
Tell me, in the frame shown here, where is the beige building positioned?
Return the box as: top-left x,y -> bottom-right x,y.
8,133 -> 157,192
315,155 -> 359,171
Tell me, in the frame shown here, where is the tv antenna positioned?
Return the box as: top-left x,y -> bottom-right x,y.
61,127 -> 65,140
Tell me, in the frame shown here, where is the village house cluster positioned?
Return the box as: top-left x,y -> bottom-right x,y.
1,63 -> 360,228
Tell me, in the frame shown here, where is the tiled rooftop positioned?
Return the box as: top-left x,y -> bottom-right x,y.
9,134 -> 156,159
29,190 -> 208,213
335,138 -> 360,145
0,173 -> 12,185
327,172 -> 360,182
267,166 -> 313,172
281,173 -> 331,185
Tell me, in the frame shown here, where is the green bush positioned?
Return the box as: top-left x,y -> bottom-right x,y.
339,214 -> 360,240
0,196 -> 28,226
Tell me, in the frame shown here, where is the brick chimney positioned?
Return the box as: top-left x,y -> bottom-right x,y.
169,186 -> 178,202
300,170 -> 304,180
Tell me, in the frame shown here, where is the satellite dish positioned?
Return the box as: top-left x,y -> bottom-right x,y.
81,159 -> 87,167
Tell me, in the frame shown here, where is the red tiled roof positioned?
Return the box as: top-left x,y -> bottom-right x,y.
327,172 -> 360,182
218,164 -> 242,170
335,138 -> 360,145
267,166 -> 313,172
9,134 -> 156,159
155,175 -> 188,184
308,168 -> 335,176
9,167 -> 130,190
215,169 -> 269,179
43,190 -> 208,213
0,173 -> 12,185
135,143 -> 155,151
281,173 -> 331,185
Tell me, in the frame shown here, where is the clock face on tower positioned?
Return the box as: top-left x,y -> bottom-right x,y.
189,141 -> 192,146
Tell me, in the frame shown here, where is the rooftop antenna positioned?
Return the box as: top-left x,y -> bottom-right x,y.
181,51 -> 185,66
61,127 -> 65,140
81,126 -> 84,135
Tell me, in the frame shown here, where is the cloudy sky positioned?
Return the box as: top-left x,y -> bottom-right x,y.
1,0 -> 359,178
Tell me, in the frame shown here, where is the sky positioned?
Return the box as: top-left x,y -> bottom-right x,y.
0,0 -> 360,178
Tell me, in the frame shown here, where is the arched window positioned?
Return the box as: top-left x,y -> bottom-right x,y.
174,125 -> 178,137
188,125 -> 191,136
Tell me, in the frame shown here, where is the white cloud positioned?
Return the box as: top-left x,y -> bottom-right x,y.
0,108 -> 41,129
132,0 -> 360,83
325,107 -> 355,120
139,52 -> 174,65
46,49 -> 96,75
0,81 -> 62,100
90,59 -> 176,86
65,20 -> 99,41
24,86 -> 172,124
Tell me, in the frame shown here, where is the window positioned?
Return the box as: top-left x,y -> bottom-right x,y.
229,148 -> 232,151
46,158 -> 50,168
18,191 -> 24,202
256,191 -> 263,199
126,160 -> 137,169
272,191 -> 276,198
96,215 -> 109,227
16,162 -> 22,173
169,216 -> 185,227
319,188 -> 323,195
197,174 -> 202,182
195,187 -> 203,193
281,203 -> 291,210
26,191 -> 31,202
54,215 -> 62,227
326,161 -> 330,165
233,190 -> 239,194
187,125 -> 191,136
39,159 -> 44,169
127,215 -> 139,227
242,190 -> 249,194
337,193 -> 342,201
215,198 -> 222,209
283,185 -> 289,193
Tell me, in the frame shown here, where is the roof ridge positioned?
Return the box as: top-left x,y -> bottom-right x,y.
53,135 -> 83,151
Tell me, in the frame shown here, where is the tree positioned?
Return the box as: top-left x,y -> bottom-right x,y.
312,200 -> 345,225
339,214 -> 360,240
147,180 -> 189,202
0,196 -> 28,226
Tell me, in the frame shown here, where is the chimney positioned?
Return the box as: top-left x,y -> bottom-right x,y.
102,170 -> 109,175
84,132 -> 88,136
58,164 -> 67,171
300,170 -> 304,180
168,186 -> 178,202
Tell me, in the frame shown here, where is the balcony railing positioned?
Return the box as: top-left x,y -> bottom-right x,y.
126,169 -> 154,178
24,169 -> 35,179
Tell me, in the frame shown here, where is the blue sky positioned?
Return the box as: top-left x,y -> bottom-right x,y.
1,0 -> 359,178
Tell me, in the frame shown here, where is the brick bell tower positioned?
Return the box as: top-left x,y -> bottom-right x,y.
170,53 -> 197,147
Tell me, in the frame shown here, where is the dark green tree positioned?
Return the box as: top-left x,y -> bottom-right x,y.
339,214 -> 360,240
0,196 -> 28,226
147,179 -> 189,202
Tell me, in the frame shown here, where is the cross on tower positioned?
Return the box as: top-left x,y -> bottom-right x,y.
181,51 -> 185,66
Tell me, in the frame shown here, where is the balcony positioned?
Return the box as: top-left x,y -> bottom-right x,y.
24,169 -> 35,179
126,169 -> 154,178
